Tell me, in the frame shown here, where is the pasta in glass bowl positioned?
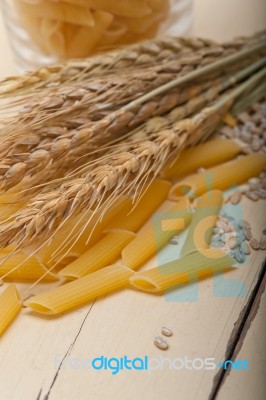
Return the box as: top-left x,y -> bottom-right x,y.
1,0 -> 192,70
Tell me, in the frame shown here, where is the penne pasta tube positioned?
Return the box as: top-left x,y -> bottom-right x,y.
0,252 -> 58,281
25,264 -> 134,315
61,0 -> 152,18
181,190 -> 223,256
98,21 -> 128,47
66,10 -> 114,58
41,19 -> 65,56
59,229 -> 136,279
107,179 -> 171,232
0,284 -> 22,336
119,12 -> 162,35
122,197 -> 192,270
162,139 -> 242,180
130,248 -> 235,293
16,1 -> 95,27
169,154 -> 266,201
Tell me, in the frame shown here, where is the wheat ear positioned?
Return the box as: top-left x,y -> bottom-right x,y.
1,38 -> 265,192
0,66 -> 264,251
0,36 -> 228,98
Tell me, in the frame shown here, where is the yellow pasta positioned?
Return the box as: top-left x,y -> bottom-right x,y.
59,229 -> 136,279
15,0 -> 169,58
107,179 -> 171,232
62,0 -> 152,18
0,251 -> 57,281
169,153 -> 266,201
118,13 -> 162,35
122,197 -> 192,270
41,19 -> 65,56
130,248 -> 235,293
25,264 -> 134,315
16,1 -> 95,27
66,10 -> 114,58
0,284 -> 22,336
181,190 -> 223,256
98,20 -> 128,47
162,139 -> 242,180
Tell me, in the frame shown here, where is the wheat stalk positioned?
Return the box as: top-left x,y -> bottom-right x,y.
1,36 -> 265,192
0,36 -> 227,98
0,65 -> 264,252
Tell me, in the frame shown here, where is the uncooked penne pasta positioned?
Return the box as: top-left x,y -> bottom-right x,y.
181,190 -> 223,256
162,139 -> 242,180
0,284 -> 22,336
59,229 -> 136,279
122,197 -> 192,270
130,248 -> 235,293
0,251 -> 57,281
41,19 -> 65,56
61,0 -> 152,18
118,12 -> 162,35
98,21 -> 128,47
16,1 -> 95,27
169,154 -> 266,201
107,179 -> 171,232
66,10 -> 113,58
25,265 -> 134,315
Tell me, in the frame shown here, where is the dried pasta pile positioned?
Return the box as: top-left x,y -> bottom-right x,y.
0,32 -> 266,337
14,0 -> 169,58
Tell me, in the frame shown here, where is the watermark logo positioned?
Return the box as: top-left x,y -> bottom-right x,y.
54,355 -> 250,374
152,174 -> 249,301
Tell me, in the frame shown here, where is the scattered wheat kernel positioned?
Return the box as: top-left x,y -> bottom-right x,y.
244,228 -> 252,241
259,236 -> 266,250
243,220 -> 251,229
161,327 -> 173,337
197,167 -> 206,173
250,238 -> 260,250
244,242 -> 251,255
227,238 -> 237,250
154,337 -> 169,350
170,236 -> 179,245
239,184 -> 249,193
248,177 -> 260,185
245,191 -> 259,201
230,191 -> 242,205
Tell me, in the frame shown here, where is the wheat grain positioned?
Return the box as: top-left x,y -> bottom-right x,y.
0,36 -> 222,98
1,67 -> 265,251
1,41 -> 265,192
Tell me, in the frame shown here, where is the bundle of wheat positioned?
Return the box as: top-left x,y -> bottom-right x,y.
0,30 -> 265,272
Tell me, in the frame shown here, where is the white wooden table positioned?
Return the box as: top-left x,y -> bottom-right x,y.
0,2 -> 266,399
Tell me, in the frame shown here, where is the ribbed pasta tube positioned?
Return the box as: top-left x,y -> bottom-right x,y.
169,154 -> 266,201
59,229 -> 136,279
25,264 -> 134,315
122,197 -> 192,269
162,139 -> 242,180
0,284 -> 22,336
181,190 -> 223,256
130,248 -> 235,293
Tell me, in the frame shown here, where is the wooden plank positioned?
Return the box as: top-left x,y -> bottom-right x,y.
0,198 -> 265,400
216,270 -> 266,400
